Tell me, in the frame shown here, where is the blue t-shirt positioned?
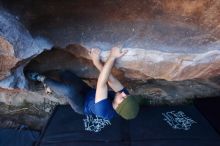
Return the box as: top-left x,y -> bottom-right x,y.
84,88 -> 129,120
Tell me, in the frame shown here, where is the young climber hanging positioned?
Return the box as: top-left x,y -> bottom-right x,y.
25,47 -> 140,121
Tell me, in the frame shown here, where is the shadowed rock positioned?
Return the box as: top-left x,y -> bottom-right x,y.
0,0 -> 220,129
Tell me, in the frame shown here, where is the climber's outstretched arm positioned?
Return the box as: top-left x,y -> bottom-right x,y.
95,47 -> 127,103
90,48 -> 124,92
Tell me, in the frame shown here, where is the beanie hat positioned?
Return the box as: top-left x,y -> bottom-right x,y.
115,95 -> 139,120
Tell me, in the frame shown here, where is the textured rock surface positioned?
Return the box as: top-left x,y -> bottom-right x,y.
25,46 -> 220,81
0,37 -> 18,80
0,0 -> 220,129
1,0 -> 220,85
0,9 -> 52,89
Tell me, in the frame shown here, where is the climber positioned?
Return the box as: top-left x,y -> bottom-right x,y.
25,47 -> 139,120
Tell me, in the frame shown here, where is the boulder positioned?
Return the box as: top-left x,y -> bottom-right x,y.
0,9 -> 52,89
0,0 -> 220,103
0,0 -> 220,129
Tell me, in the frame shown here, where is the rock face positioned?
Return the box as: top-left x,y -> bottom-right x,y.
0,36 -> 18,80
0,0 -> 220,101
1,0 -> 220,84
0,9 -> 52,89
0,0 -> 220,129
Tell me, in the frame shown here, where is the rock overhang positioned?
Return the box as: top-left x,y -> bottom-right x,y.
0,0 -> 220,89
1,0 -> 220,130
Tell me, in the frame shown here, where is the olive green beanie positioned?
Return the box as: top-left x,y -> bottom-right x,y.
115,95 -> 139,120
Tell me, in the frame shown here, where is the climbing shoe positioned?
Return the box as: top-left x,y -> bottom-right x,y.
25,70 -> 45,82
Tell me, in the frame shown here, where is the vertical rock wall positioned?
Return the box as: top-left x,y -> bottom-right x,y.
0,9 -> 52,89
